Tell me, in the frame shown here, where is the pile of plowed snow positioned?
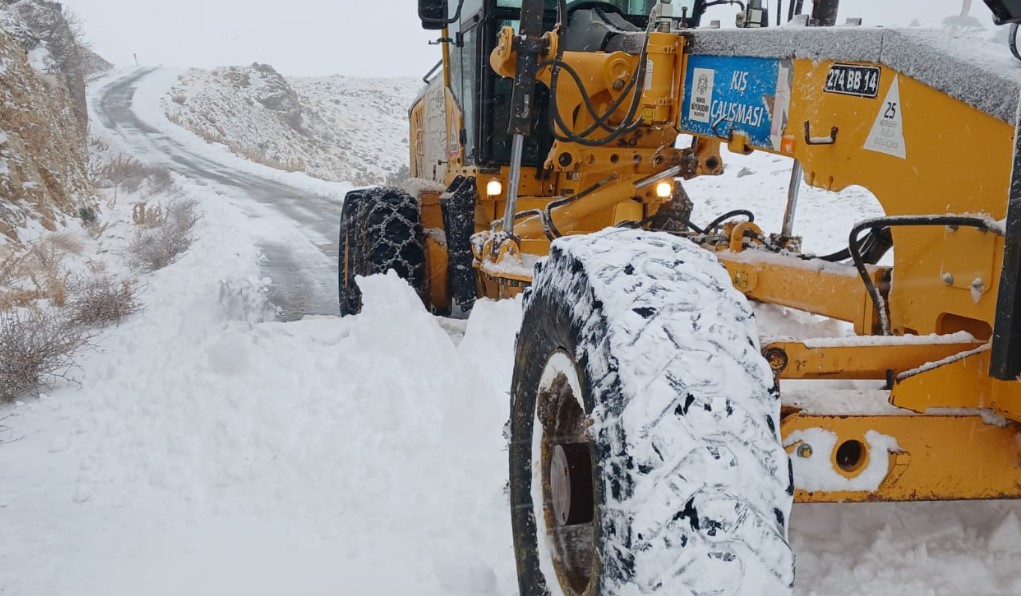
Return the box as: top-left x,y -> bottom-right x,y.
0,170 -> 524,593
163,65 -> 420,185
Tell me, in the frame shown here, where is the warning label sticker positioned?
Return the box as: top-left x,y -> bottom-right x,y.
689,67 -> 714,124
863,75 -> 906,159
770,60 -> 792,150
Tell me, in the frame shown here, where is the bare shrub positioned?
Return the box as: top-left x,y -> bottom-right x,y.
128,198 -> 200,272
98,155 -> 147,192
66,274 -> 142,328
0,227 -> 145,403
84,221 -> 110,240
77,204 -> 105,238
60,5 -> 92,50
89,137 -> 109,152
132,202 -> 163,227
0,309 -> 92,403
98,155 -> 175,196
77,205 -> 97,225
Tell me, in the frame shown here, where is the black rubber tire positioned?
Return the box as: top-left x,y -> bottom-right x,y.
337,187 -> 426,315
509,228 -> 795,596
338,190 -> 366,316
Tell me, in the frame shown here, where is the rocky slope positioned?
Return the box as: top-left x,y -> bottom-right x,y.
164,65 -> 421,185
0,0 -> 95,242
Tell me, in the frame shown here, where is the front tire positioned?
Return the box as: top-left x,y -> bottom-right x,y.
509,228 -> 795,595
338,187 -> 426,315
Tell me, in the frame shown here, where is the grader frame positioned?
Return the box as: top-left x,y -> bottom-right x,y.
403,0 -> 1021,503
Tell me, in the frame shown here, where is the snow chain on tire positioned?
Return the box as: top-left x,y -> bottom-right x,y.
509,228 -> 795,596
337,186 -> 426,315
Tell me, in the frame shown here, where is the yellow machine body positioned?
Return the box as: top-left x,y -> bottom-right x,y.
407,19 -> 1021,502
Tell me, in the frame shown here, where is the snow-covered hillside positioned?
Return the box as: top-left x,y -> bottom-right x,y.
163,65 -> 420,185
290,76 -> 420,183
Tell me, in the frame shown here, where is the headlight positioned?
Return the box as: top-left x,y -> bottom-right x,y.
655,180 -> 673,198
486,179 -> 503,196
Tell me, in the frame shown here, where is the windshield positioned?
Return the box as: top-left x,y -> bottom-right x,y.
495,0 -> 676,17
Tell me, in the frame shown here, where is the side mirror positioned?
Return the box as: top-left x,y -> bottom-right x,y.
420,0 -> 449,30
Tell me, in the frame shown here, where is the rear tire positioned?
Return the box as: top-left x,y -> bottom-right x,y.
509,228 -> 795,595
338,190 -> 365,316
338,187 -> 426,315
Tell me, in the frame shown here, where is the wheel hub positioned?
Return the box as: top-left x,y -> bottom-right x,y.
551,443 -> 594,526
535,352 -> 598,596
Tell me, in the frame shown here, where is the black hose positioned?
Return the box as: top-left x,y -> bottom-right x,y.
703,209 -> 755,232
814,226 -> 891,263
547,55 -> 647,145
541,58 -> 640,137
848,215 -> 1004,336
815,246 -> 851,262
545,3 -> 654,147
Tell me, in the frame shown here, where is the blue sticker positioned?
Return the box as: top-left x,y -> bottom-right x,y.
681,56 -> 792,150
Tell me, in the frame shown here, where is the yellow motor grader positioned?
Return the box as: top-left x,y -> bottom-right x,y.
338,0 -> 1021,592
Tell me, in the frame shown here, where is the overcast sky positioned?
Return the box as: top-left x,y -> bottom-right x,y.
65,0 -> 987,78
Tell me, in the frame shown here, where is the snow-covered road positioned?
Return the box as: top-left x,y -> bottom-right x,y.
94,68 -> 346,320
0,68 -> 1019,596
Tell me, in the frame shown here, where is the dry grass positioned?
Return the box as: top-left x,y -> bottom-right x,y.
235,146 -> 306,172
0,232 -> 84,310
166,113 -> 307,173
167,114 -> 227,146
132,202 -> 163,227
97,154 -> 175,197
128,198 -> 200,272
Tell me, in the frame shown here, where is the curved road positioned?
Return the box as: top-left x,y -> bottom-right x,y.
94,68 -> 344,320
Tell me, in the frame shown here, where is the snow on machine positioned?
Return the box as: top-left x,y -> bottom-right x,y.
339,0 -> 1021,592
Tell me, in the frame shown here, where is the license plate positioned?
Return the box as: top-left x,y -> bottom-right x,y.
824,64 -> 881,99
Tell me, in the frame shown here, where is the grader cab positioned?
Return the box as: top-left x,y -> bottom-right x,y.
338,0 -> 1021,592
